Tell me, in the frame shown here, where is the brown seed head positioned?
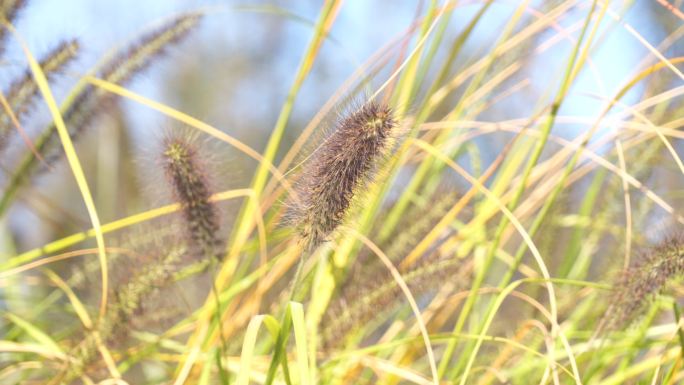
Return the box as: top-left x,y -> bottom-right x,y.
162,136 -> 221,260
293,100 -> 396,250
0,40 -> 79,152
606,234 -> 684,330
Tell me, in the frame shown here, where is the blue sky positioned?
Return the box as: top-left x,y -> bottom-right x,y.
6,1 -> 672,139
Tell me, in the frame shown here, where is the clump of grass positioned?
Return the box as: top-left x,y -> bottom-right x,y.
162,135 -> 221,260
62,232 -> 187,384
322,251 -> 472,350
61,130 -> 219,381
6,2 -> 684,384
0,40 -> 79,151
291,100 -> 396,250
605,234 -> 684,330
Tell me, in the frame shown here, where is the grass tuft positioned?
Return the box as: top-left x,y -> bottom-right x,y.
43,12 -> 203,164
3,2 -> 684,384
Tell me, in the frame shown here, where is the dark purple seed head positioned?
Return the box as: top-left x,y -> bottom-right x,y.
162,136 -> 221,260
293,100 -> 396,250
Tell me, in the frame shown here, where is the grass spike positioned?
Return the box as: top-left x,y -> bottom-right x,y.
292,100 -> 396,250
606,235 -> 684,330
323,253 -> 471,349
162,135 -> 221,260
0,39 -> 79,151
62,243 -> 186,383
44,12 -> 202,161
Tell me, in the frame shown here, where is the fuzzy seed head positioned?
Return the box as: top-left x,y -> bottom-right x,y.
162,137 -> 221,260
0,0 -> 26,56
293,101 -> 396,249
63,233 -> 186,383
607,235 -> 684,330
0,40 -> 79,151
40,12 -> 202,168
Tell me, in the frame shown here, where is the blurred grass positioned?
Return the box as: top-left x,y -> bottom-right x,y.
2,1 -> 684,384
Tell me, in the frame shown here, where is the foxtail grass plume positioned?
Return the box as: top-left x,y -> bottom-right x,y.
63,238 -> 186,383
0,11 -> 203,216
293,100 -> 396,250
607,235 -> 684,330
162,136 -> 221,260
47,12 -> 203,160
0,40 -> 79,151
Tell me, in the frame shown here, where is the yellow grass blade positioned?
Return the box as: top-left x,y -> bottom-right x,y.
289,302 -> 310,385
5,23 -> 110,322
2,189 -> 252,270
342,226 -> 439,385
236,314 -> 265,385
0,341 -> 66,361
82,76 -> 295,198
43,269 -> 92,329
410,138 -> 581,384
3,313 -> 62,355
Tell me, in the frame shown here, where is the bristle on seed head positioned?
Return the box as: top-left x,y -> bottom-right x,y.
292,100 -> 396,250
0,39 -> 79,152
162,136 -> 221,260
605,234 -> 684,330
